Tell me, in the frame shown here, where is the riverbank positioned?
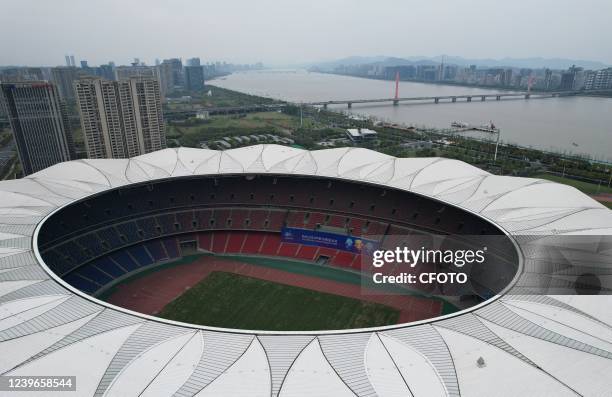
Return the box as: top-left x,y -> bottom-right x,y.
317,70 -> 612,98
164,85 -> 611,208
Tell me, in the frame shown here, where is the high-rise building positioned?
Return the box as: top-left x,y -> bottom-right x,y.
51,66 -> 81,100
184,64 -> 205,92
159,58 -> 184,94
114,65 -> 159,80
500,69 -> 513,87
585,68 -> 612,90
74,77 -> 166,159
186,57 -> 201,67
0,67 -> 44,82
98,63 -> 115,81
544,69 -> 553,90
560,65 -> 583,90
0,82 -> 74,175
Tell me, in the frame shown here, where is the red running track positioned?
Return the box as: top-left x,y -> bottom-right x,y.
105,256 -> 443,324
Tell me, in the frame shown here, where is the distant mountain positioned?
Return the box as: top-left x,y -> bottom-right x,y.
309,55 -> 610,71
306,56 -> 394,70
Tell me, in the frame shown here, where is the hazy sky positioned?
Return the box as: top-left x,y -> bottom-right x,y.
2,0 -> 611,66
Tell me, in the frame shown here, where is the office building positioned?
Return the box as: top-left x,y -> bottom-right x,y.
184,64 -> 204,92
51,66 -> 81,100
0,82 -> 74,175
74,77 -> 166,159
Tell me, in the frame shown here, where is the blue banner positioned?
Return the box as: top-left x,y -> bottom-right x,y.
281,227 -> 378,254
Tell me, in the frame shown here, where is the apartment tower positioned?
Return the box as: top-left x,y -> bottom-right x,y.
74,77 -> 166,159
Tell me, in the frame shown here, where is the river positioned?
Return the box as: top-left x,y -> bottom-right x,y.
210,70 -> 612,162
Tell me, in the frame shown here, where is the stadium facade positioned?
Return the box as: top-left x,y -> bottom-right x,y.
0,145 -> 611,396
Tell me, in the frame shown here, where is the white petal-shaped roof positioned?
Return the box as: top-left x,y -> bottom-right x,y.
0,145 -> 610,396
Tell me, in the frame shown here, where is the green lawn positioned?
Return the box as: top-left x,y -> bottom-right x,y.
158,271 -> 400,331
534,173 -> 612,195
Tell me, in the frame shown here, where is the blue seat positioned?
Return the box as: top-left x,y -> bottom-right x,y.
75,263 -> 113,285
92,257 -> 127,278
145,240 -> 167,261
126,246 -> 154,267
110,250 -> 139,272
163,238 -> 180,258
64,273 -> 100,294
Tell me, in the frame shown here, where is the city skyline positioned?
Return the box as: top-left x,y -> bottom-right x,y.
1,0 -> 612,66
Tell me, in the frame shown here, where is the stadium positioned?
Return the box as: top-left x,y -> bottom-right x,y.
1,144 -> 611,396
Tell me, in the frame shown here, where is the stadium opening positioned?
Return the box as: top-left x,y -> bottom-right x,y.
36,173 -> 519,332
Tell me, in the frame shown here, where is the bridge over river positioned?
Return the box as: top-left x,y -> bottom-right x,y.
304,90 -> 603,108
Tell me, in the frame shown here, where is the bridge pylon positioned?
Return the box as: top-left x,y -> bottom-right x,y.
394,71 -> 400,105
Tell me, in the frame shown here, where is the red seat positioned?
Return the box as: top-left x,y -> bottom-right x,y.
230,209 -> 249,229
327,215 -> 346,228
331,251 -> 355,268
211,231 -> 229,253
226,232 -> 246,253
317,247 -> 338,259
285,211 -> 305,228
295,245 -> 318,261
195,209 -> 213,230
278,243 -> 299,258
248,209 -> 268,230
260,234 -> 282,255
198,232 -> 213,251
267,211 -> 287,231
242,232 -> 266,254
213,209 -> 232,229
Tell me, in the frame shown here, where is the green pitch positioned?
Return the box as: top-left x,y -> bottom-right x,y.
158,271 -> 400,331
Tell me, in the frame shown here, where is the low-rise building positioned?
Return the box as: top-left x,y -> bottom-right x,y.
346,128 -> 378,142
